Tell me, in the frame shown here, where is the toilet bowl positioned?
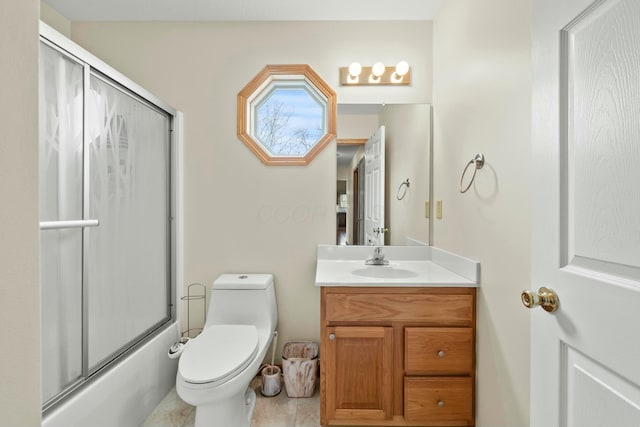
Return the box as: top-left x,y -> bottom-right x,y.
176,274 -> 278,427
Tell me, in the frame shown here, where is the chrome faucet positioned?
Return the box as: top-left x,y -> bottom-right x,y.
366,246 -> 389,265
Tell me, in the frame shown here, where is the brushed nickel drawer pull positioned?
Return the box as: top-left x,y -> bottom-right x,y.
438,350 -> 445,357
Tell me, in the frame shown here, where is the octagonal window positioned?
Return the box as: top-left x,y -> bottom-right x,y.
238,65 -> 336,166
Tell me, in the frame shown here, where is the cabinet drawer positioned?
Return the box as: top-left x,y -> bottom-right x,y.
404,377 -> 473,425
325,292 -> 473,325
405,327 -> 473,375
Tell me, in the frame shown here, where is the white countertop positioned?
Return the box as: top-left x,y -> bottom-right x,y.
315,245 -> 479,287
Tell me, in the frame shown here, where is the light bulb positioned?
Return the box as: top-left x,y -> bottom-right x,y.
348,62 -> 362,77
372,62 -> 386,78
395,61 -> 409,77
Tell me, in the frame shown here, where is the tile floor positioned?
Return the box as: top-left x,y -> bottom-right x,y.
142,376 -> 320,427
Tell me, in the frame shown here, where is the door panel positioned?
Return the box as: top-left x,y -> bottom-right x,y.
531,0 -> 640,426
565,0 -> 640,274
364,126 -> 385,245
325,326 -> 393,422
564,346 -> 640,427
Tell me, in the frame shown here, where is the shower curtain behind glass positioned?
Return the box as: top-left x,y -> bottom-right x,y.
39,41 -> 172,408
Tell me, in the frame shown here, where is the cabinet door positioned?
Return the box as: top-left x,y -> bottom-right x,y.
325,326 -> 393,422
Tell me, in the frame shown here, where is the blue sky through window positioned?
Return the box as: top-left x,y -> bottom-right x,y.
255,87 -> 324,156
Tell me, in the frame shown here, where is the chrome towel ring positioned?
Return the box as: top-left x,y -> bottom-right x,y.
460,154 -> 485,193
396,179 -> 410,200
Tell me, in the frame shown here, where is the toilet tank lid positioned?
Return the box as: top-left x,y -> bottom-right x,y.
213,273 -> 274,290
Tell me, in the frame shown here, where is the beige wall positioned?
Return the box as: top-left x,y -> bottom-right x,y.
69,21 -> 433,359
0,0 -> 41,425
337,112 -> 380,140
433,1 -> 532,426
40,1 -> 71,37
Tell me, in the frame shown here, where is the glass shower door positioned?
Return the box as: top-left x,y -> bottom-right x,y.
39,37 -> 173,410
86,74 -> 171,370
39,42 -> 84,403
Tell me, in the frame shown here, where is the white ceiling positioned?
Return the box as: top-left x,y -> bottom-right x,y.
44,0 -> 444,22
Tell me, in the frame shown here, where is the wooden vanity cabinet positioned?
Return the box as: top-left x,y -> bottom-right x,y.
320,287 -> 476,427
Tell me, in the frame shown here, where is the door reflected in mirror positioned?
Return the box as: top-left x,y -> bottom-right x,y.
336,104 -> 431,246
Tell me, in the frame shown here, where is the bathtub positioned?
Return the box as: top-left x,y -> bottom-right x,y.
43,323 -> 179,427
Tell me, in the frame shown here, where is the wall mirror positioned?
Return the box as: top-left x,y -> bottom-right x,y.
238,64 -> 337,166
336,103 -> 432,246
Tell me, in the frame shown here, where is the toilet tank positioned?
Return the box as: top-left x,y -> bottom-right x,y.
205,274 -> 278,331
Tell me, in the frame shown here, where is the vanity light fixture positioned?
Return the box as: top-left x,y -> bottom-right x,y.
339,60 -> 411,86
395,61 -> 409,77
348,62 -> 362,78
371,62 -> 386,78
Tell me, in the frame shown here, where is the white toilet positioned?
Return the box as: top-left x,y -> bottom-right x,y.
176,273 -> 278,427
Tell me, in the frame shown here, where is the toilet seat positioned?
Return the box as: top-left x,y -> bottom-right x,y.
179,324 -> 259,385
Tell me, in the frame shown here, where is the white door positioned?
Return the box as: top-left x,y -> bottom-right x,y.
530,0 -> 640,426
364,126 -> 385,246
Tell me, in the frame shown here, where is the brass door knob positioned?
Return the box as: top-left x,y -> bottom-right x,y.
521,287 -> 559,312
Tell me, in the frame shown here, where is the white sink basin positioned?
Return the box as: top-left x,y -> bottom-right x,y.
351,265 -> 419,279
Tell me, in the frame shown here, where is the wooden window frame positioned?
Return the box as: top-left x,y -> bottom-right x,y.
237,64 -> 336,166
